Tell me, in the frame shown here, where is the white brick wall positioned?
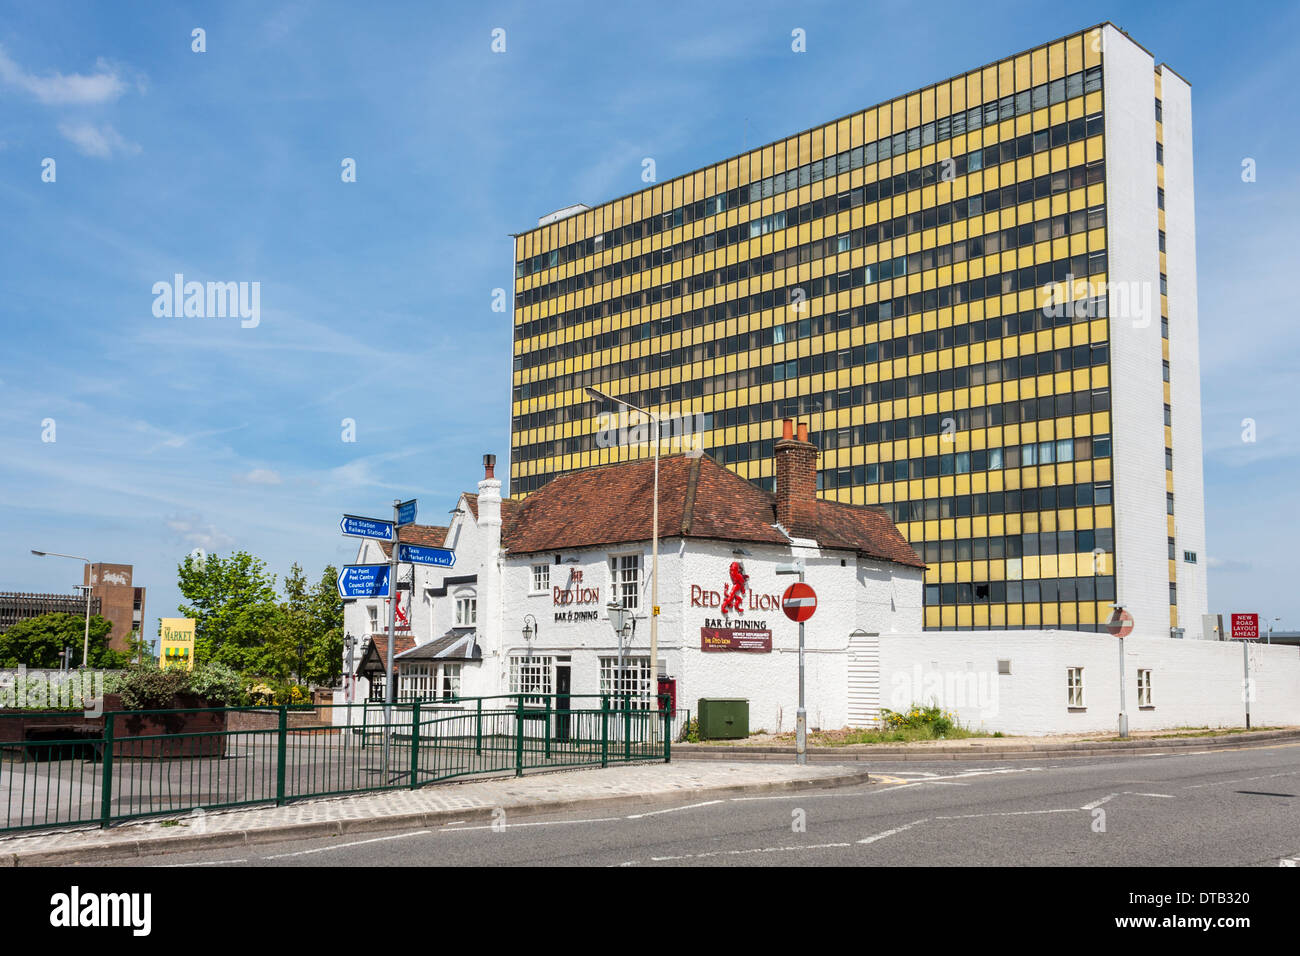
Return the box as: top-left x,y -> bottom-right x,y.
1103,26 -> 1176,639
1159,67 -> 1209,631
879,630 -> 1300,735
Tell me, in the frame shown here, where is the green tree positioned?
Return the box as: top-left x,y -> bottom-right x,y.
270,563 -> 343,686
0,612 -> 127,668
177,551 -> 282,673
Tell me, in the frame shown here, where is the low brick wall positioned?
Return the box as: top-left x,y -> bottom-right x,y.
226,708 -> 333,733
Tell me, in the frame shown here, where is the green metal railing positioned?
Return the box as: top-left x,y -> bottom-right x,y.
0,694 -> 671,834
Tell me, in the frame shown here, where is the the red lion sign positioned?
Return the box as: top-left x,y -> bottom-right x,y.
720,561 -> 748,615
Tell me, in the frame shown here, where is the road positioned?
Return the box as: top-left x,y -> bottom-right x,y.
92,742 -> 1300,867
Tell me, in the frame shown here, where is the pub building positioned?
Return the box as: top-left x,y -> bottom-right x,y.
341,420 -> 925,732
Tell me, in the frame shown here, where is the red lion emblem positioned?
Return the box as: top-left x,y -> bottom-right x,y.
721,561 -> 748,615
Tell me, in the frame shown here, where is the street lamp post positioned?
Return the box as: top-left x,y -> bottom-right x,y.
32,551 -> 91,667
587,386 -> 660,729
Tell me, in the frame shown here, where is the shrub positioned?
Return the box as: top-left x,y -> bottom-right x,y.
188,661 -> 245,706
114,666 -> 192,710
880,702 -> 959,735
679,717 -> 700,743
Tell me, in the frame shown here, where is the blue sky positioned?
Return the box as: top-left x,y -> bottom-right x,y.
1,1 -> 1297,643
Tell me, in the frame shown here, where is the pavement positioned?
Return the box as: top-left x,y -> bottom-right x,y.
674,727 -> 1300,761
99,739 -> 1300,868
0,760 -> 869,866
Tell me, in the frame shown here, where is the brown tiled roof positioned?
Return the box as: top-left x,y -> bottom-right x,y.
461,493 -> 518,523
500,454 -> 924,569
357,634 -> 416,673
377,524 -> 449,559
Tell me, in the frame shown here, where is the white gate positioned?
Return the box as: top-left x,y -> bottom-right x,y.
846,631 -> 880,727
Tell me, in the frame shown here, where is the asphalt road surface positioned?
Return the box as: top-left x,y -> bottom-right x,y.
97,741 -> 1300,867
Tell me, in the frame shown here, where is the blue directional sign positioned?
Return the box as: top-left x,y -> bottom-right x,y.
340,514 -> 394,541
396,542 -> 456,568
337,564 -> 392,599
396,499 -> 418,527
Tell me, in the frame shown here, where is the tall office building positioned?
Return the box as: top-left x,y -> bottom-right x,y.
509,23 -> 1206,638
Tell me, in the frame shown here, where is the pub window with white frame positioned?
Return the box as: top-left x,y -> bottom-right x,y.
455,592 -> 477,627
366,605 -> 379,633
440,663 -> 462,701
1137,669 -> 1152,707
531,563 -> 549,593
509,655 -> 552,705
599,656 -> 652,708
611,553 -> 641,610
1067,667 -> 1085,708
399,663 -> 436,701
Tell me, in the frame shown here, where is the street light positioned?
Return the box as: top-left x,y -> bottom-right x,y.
32,550 -> 91,668
587,386 -> 661,727
1268,617 -> 1281,645
1108,603 -> 1129,739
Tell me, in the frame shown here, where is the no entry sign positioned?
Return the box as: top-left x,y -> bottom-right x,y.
1230,613 -> 1260,640
782,582 -> 817,623
1107,607 -> 1134,637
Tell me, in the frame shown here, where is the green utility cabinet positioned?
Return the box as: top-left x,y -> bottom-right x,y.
697,698 -> 749,740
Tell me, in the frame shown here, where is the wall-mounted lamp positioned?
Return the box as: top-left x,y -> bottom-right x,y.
522,613 -> 539,642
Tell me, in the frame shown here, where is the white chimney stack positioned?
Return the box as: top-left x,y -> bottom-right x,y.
477,453 -> 501,530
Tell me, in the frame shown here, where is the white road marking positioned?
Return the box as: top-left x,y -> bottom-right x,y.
1081,793 -> 1119,810
647,841 -> 852,862
158,859 -> 247,867
1184,769 -> 1300,790
626,800 -> 723,819
437,816 -> 623,833
858,819 -> 928,844
262,830 -> 432,859
924,781 -> 970,786
935,808 -> 1080,820
1125,792 -> 1174,799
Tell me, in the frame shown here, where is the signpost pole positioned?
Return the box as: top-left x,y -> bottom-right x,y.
1117,634 -> 1128,739
1243,639 -> 1251,730
796,564 -> 806,766
383,500 -> 399,779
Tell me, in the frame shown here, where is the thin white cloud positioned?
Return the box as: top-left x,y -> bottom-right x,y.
57,121 -> 140,158
237,468 -> 283,486
165,514 -> 236,553
0,47 -> 127,105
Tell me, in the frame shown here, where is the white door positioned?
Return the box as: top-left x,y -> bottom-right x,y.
846,632 -> 880,727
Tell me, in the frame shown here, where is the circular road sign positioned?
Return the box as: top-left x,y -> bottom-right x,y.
1107,608 -> 1134,638
782,582 -> 818,623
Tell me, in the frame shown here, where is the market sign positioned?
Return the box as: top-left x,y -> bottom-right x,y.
701,625 -> 772,653
159,617 -> 195,671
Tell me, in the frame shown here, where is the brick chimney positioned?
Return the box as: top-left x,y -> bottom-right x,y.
774,419 -> 818,536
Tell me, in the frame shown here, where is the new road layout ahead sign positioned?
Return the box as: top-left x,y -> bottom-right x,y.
338,564 -> 392,599
396,542 -> 456,568
1231,613 -> 1261,639
340,515 -> 394,541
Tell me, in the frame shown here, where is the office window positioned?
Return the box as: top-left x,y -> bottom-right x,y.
1155,98 -> 1163,122
1167,492 -> 1175,515
1170,582 -> 1178,605
531,563 -> 550,592
1156,142 -> 1164,164
1137,669 -> 1153,707
1184,551 -> 1198,564
1158,187 -> 1166,210
1162,360 -> 1170,382
1067,667 -> 1085,708
1160,274 -> 1168,296
1158,230 -> 1166,252
612,553 -> 641,610
1168,537 -> 1176,560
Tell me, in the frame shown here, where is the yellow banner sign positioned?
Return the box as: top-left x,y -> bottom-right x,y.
159,617 -> 196,671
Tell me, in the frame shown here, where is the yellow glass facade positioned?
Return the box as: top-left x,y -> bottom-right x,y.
510,28 -> 1164,632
